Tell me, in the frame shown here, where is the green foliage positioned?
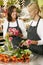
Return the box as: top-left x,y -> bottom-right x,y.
0,0 -> 4,6
5,36 -> 13,51
7,0 -> 18,7
31,0 -> 38,3
16,8 -> 21,13
0,46 -> 5,53
11,48 -> 32,58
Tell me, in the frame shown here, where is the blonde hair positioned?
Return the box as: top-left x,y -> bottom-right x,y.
27,2 -> 40,13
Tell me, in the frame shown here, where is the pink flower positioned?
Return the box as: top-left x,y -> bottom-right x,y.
8,28 -> 13,35
9,37 -> 13,41
8,28 -> 19,36
12,28 -> 16,32
13,30 -> 19,36
26,40 -> 32,45
8,28 -> 12,32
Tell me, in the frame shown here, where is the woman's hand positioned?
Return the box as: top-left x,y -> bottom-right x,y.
20,40 -> 38,48
31,40 -> 38,45
20,41 -> 29,48
20,39 -> 32,47
19,33 -> 23,38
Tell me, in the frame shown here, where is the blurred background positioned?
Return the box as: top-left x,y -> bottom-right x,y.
0,0 -> 43,40
0,0 -> 43,19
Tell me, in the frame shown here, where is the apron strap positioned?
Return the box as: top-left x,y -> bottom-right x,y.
16,20 -> 19,27
27,21 -> 33,31
30,16 -> 41,28
36,16 -> 41,28
7,22 -> 9,32
16,20 -> 22,33
8,22 -> 9,28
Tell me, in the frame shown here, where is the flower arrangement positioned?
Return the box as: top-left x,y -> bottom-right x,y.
0,49 -> 32,63
5,27 -> 23,51
0,31 -> 32,63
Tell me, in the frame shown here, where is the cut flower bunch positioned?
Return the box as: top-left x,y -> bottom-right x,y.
0,32 -> 32,63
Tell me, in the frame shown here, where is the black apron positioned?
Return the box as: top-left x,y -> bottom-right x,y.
27,17 -> 43,55
7,20 -> 23,48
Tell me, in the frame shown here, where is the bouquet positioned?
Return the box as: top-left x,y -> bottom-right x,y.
8,28 -> 23,37
8,28 -> 19,36
0,33 -> 32,63
0,48 -> 32,63
5,33 -> 13,51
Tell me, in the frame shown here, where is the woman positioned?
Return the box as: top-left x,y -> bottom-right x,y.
3,5 -> 27,48
21,2 -> 43,55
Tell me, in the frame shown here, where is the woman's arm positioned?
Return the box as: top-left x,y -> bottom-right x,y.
20,40 -> 38,47
37,19 -> 43,45
18,19 -> 27,39
31,40 -> 38,45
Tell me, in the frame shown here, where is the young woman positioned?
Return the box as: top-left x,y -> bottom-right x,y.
3,5 -> 27,48
21,2 -> 43,55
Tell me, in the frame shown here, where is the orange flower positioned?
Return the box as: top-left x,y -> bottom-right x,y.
0,54 -> 10,63
0,54 -> 4,61
11,56 -> 17,62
